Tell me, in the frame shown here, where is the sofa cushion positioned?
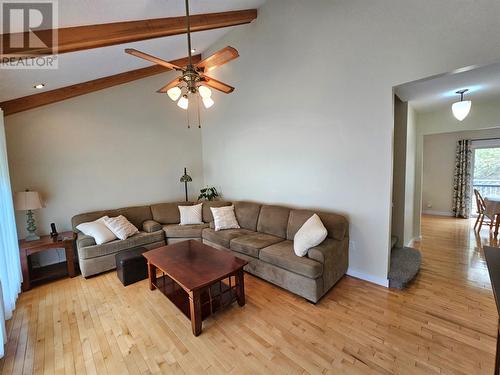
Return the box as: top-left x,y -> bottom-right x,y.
230,232 -> 284,258
202,228 -> 253,248
76,233 -> 96,248
202,200 -> 232,223
115,205 -> 152,229
257,205 -> 290,238
287,209 -> 348,241
259,240 -> 323,279
143,220 -> 162,233
234,202 -> 261,231
151,202 -> 193,224
163,223 -> 209,238
78,230 -> 164,260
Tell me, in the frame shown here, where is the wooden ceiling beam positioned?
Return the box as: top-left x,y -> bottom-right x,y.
0,54 -> 201,116
0,9 -> 257,56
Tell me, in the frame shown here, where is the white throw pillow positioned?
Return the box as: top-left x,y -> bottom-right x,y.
76,216 -> 116,245
210,205 -> 240,231
179,203 -> 203,225
293,214 -> 328,257
104,215 -> 139,240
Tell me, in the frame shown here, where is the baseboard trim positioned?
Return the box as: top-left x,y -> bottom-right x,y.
422,210 -> 454,217
407,236 -> 422,247
347,268 -> 389,287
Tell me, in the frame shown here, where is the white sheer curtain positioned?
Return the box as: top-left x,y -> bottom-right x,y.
0,109 -> 22,358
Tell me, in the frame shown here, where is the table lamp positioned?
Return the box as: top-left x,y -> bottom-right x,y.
180,168 -> 192,202
14,190 -> 43,241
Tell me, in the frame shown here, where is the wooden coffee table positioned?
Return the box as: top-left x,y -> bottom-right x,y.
142,240 -> 248,336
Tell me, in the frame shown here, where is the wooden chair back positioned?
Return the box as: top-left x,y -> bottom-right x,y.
474,189 -> 486,214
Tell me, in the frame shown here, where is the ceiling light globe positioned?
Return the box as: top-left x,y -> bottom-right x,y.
202,97 -> 214,109
198,85 -> 212,99
452,100 -> 471,121
167,86 -> 181,101
177,95 -> 189,110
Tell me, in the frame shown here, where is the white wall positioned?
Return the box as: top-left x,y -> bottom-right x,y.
422,129 -> 500,216
4,73 -> 204,266
201,0 -> 500,285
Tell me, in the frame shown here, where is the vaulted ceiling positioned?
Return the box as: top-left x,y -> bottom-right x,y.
0,0 -> 265,103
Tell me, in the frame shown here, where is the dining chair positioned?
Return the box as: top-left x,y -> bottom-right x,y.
474,189 -> 497,232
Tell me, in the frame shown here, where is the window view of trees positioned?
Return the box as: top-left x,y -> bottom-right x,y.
473,147 -> 500,209
474,147 -> 500,182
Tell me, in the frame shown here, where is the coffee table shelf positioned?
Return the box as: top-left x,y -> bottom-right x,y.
154,273 -> 239,320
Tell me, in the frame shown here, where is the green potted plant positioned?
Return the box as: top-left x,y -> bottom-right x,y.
198,186 -> 219,201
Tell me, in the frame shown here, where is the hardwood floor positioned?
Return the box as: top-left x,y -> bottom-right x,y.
1,215 -> 499,374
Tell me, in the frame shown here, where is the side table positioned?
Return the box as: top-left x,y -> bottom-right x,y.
19,231 -> 76,291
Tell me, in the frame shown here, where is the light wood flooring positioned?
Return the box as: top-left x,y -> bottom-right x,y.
1,215 -> 499,374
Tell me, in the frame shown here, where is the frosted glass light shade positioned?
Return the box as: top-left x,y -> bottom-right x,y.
202,97 -> 214,109
452,100 -> 471,121
198,85 -> 212,99
177,95 -> 189,110
167,86 -> 181,101
14,191 -> 43,211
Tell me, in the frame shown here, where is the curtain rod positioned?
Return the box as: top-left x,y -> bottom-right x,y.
470,137 -> 500,141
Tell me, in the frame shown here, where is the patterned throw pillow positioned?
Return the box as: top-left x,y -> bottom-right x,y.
104,215 -> 139,240
179,203 -> 203,225
210,205 -> 240,231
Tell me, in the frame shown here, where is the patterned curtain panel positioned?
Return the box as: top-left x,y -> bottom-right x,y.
452,139 -> 472,218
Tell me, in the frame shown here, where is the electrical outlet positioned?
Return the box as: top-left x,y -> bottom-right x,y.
426,202 -> 432,208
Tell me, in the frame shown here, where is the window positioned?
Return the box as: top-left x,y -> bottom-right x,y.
471,139 -> 500,215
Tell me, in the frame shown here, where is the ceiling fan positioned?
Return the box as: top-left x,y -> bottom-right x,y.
124,0 -> 239,115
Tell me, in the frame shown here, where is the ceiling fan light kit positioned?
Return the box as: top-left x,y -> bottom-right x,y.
125,0 -> 239,128
452,89 -> 472,121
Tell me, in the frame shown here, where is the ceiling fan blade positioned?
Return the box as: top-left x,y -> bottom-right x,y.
157,77 -> 183,93
125,48 -> 183,71
196,46 -> 239,73
201,75 -> 235,94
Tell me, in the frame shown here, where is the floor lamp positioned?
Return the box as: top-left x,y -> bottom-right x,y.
180,168 -> 192,202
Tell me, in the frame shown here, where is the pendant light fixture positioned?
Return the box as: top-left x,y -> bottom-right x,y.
452,89 -> 472,121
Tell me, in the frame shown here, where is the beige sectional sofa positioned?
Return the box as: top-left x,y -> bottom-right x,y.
72,200 -> 349,303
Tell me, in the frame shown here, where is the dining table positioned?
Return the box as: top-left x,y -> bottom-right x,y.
485,196 -> 500,237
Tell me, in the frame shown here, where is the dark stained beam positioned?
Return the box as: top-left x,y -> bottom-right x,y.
0,10 -> 257,56
0,54 -> 201,116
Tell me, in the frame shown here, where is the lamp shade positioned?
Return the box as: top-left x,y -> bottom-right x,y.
14,191 -> 43,211
180,168 -> 192,183
167,86 -> 182,101
202,97 -> 214,109
177,95 -> 189,110
452,100 -> 472,121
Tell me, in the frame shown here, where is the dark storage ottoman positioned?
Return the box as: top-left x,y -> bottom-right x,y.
115,247 -> 148,286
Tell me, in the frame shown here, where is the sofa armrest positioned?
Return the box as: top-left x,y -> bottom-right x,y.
76,232 -> 96,248
143,220 -> 162,233
307,237 -> 349,292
